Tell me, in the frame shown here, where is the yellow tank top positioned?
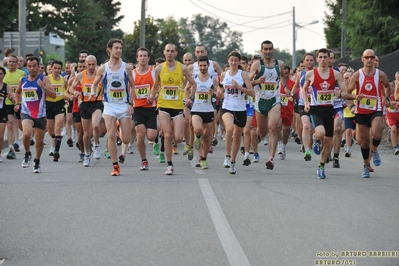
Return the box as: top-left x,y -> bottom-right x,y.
157,62 -> 185,110
4,69 -> 25,105
47,74 -> 66,102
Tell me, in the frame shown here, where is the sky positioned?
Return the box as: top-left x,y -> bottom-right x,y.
117,0 -> 328,56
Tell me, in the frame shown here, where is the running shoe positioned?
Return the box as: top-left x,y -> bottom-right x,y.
153,143 -> 160,155
280,145 -> 286,160
277,142 -> 283,155
345,148 -> 351,158
317,166 -> 326,179
79,153 -> 84,162
263,136 -> 268,146
83,155 -> 91,167
119,154 -> 126,164
127,144 -> 134,154
200,159 -> 208,169
159,152 -> 165,163
252,153 -> 259,163
229,162 -> 237,174
361,165 -> 370,178
140,160 -> 149,171
104,150 -> 111,159
222,156 -> 231,168
67,138 -> 73,147
371,150 -> 381,166
304,150 -> 312,161
187,147 -> 194,161
116,136 -> 122,146
165,165 -> 174,175
111,164 -> 120,176
393,146 -> 399,156
93,146 -> 101,160
172,146 -> 179,154
212,137 -> 218,146
0,154 -> 2,162
332,158 -> 340,168
194,136 -> 201,150
195,157 -> 202,167
313,139 -> 321,155
208,147 -> 213,154
14,142 -> 20,152
243,155 -> 251,166
367,165 -> 374,172
30,139 -> 35,146
49,147 -> 55,156
265,158 -> 274,170
21,154 -> 31,168
6,149 -> 16,159
33,159 -> 41,173
183,144 -> 191,155
53,152 -> 60,162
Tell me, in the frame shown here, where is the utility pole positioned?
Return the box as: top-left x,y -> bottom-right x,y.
292,6 -> 296,69
340,0 -> 347,58
140,0 -> 146,47
19,0 -> 26,57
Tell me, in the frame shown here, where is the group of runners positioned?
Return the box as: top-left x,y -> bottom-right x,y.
0,38 -> 397,178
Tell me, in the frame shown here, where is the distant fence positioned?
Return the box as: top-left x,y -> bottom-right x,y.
335,50 -> 399,80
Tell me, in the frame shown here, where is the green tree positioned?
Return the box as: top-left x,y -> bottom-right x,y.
346,0 -> 399,56
66,0 -> 124,63
323,0 -> 343,50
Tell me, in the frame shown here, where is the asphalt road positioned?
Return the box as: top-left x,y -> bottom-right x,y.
1,133 -> 398,266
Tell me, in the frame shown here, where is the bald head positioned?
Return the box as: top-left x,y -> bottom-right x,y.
85,55 -> 97,63
85,55 -> 97,74
183,52 -> 194,66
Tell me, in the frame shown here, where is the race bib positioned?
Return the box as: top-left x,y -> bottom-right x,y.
317,91 -> 334,105
0,98 -> 4,109
53,84 -> 64,97
280,94 -> 289,106
225,85 -> 238,97
195,91 -> 209,102
23,87 -> 38,102
83,83 -> 94,97
261,82 -> 277,92
135,84 -> 150,99
359,96 -> 377,110
163,86 -> 179,100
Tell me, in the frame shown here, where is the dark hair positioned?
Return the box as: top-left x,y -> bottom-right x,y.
284,66 -> 291,72
302,53 -> 315,60
51,59 -> 63,67
227,51 -> 241,61
4,48 -> 13,57
241,56 -> 248,63
79,49 -> 88,55
0,66 -> 6,75
25,53 -> 34,59
298,60 -> 303,66
106,39 -> 123,54
136,47 -> 150,57
154,57 -> 165,64
26,56 -> 40,65
316,48 -> 330,57
261,40 -> 274,49
251,54 -> 261,60
198,56 -> 209,65
78,59 -> 86,64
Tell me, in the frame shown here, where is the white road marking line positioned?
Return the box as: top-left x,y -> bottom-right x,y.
198,178 -> 251,266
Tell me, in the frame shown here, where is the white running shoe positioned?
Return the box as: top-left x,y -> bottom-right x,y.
222,156 -> 231,168
165,165 -> 174,175
83,155 -> 91,167
93,146 -> 101,160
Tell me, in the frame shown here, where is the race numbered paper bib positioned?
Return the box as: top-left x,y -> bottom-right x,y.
0,98 -> 4,109
23,87 -> 38,102
163,86 -> 179,100
135,84 -> 150,99
195,91 -> 210,103
261,81 -> 277,98
359,95 -> 377,110
280,94 -> 289,106
53,84 -> 64,97
388,106 -> 399,113
83,83 -> 95,97
317,90 -> 334,105
225,85 -> 239,97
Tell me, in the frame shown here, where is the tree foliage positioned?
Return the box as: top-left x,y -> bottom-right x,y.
324,0 -> 399,57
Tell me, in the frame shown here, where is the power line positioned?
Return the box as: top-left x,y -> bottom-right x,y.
198,0 -> 291,19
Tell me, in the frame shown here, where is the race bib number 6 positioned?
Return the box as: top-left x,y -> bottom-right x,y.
359,95 -> 377,110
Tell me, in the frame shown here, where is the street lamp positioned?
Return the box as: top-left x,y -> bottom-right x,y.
292,6 -> 319,69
